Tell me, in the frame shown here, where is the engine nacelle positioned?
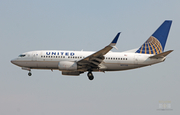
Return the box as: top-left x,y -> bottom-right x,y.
62,71 -> 80,76
58,61 -> 77,70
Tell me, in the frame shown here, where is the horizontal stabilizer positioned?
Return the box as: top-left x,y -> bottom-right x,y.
149,50 -> 173,58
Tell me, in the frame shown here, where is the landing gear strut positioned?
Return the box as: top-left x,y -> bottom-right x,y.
22,67 -> 32,76
87,71 -> 94,80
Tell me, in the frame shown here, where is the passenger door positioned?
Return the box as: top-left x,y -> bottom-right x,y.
134,55 -> 138,64
32,52 -> 37,61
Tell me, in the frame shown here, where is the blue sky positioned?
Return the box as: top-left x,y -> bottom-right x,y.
0,0 -> 179,115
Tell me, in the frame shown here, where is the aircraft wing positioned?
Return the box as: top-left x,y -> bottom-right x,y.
77,32 -> 120,70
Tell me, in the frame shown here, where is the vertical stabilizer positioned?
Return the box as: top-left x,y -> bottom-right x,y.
136,20 -> 172,54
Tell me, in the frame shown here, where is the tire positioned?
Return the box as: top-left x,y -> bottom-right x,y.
28,72 -> 32,76
87,72 -> 94,80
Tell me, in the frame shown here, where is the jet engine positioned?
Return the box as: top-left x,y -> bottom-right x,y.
62,71 -> 81,76
58,61 -> 77,70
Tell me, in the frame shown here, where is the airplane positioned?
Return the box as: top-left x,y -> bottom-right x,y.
11,20 -> 173,80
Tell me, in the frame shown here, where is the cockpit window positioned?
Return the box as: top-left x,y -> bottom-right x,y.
19,54 -> 26,57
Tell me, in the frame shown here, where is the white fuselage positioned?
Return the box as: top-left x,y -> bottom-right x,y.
10,21 -> 172,80
11,50 -> 165,72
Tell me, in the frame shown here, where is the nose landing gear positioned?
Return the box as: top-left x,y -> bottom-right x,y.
21,67 -> 32,76
87,71 -> 94,80
28,71 -> 32,76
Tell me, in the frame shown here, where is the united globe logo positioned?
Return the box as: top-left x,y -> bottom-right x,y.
136,36 -> 163,54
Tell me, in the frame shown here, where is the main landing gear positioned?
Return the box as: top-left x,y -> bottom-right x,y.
87,71 -> 94,80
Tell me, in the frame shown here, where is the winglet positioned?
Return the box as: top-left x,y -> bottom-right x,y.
110,32 -> 121,47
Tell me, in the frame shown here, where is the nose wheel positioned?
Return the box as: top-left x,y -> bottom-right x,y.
28,71 -> 32,76
87,71 -> 94,80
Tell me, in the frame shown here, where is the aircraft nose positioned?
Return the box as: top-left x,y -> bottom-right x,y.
11,58 -> 18,65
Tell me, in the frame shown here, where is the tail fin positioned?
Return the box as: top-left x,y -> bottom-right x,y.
136,20 -> 172,54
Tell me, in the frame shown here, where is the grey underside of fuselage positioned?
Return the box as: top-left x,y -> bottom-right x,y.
19,61 -> 148,72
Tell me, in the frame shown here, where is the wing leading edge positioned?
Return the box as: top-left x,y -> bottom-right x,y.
77,32 -> 121,71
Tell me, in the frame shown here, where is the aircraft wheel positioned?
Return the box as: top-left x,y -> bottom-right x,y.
28,72 -> 32,76
87,72 -> 94,80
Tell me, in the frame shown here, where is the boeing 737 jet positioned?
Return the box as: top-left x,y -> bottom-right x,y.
11,20 -> 173,80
